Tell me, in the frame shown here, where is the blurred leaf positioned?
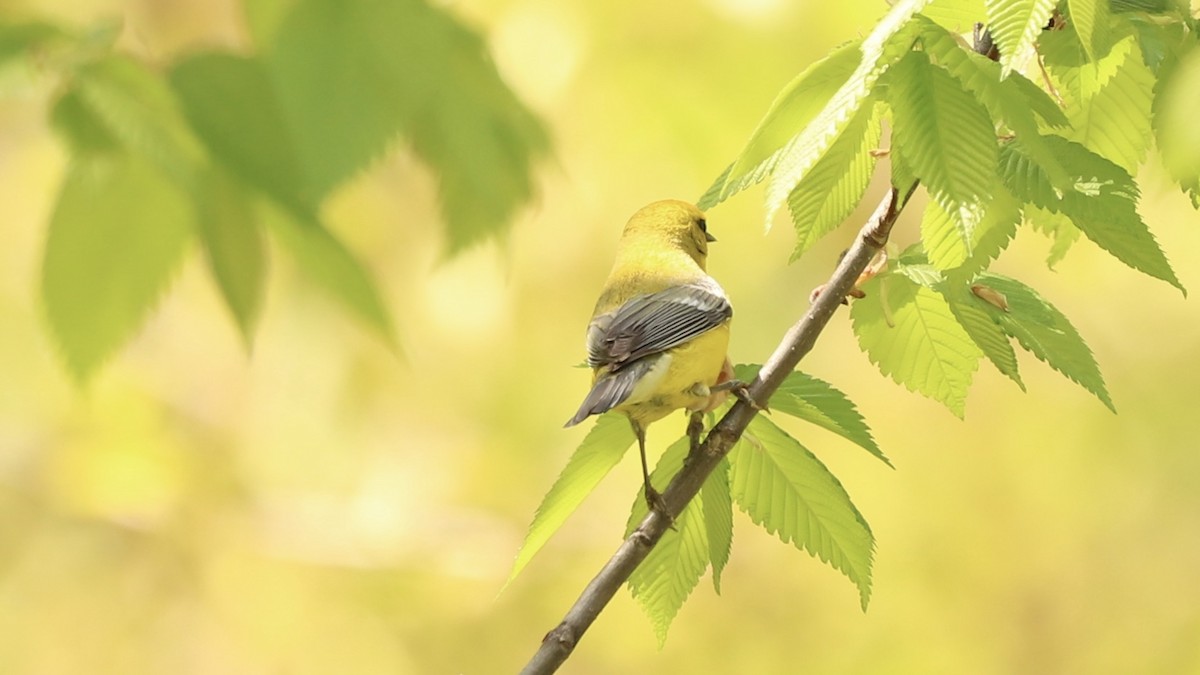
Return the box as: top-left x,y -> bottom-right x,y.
733,364 -> 888,465
508,413 -> 633,584
0,19 -> 66,66
1025,204 -> 1083,267
763,0 -> 933,226
264,206 -> 396,348
975,273 -> 1115,410
985,0 -> 1057,75
42,155 -> 193,381
1155,43 -> 1200,186
701,458 -> 733,593
264,0 -> 547,253
851,272 -> 982,416
999,135 -> 1183,292
49,88 -> 120,156
75,55 -> 205,188
197,167 -> 266,345
730,416 -> 874,609
626,437 -> 708,646
787,102 -> 882,260
921,182 -> 1021,276
888,49 -> 998,244
699,41 -> 863,210
170,52 -> 314,219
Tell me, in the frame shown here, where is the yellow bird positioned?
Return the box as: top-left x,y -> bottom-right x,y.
565,200 -> 733,511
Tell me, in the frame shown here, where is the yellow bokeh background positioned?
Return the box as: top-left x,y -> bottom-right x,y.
2,0 -> 1199,673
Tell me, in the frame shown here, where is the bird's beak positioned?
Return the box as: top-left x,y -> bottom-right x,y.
705,232 -> 717,243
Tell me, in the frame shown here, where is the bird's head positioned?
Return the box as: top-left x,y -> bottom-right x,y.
620,199 -> 715,268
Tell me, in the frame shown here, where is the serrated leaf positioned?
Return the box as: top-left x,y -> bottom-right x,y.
42,155 -> 193,381
999,135 -> 1183,292
730,416 -> 874,609
626,436 -> 709,645
1068,0 -> 1111,61
920,0 -> 987,31
1061,34 -> 1155,173
921,183 -> 1021,276
196,167 -> 266,345
700,41 -> 864,210
733,364 -> 888,465
975,273 -> 1114,410
888,50 -> 998,241
170,52 -> 314,219
941,280 -> 1025,388
509,413 -> 634,584
263,205 -> 397,347
764,0 -> 933,226
74,55 -> 205,188
787,102 -> 882,259
701,459 -> 733,593
985,0 -> 1057,75
1025,204 -> 1083,267
916,17 -> 1072,189
851,273 -> 982,416
265,0 -> 546,253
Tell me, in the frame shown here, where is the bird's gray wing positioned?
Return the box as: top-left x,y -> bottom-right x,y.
585,281 -> 731,370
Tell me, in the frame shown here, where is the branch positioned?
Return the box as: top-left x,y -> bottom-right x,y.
519,184 -> 914,675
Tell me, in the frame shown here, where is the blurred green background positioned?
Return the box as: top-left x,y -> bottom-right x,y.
2,0 -> 1200,673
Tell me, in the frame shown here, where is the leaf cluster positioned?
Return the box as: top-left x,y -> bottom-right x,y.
1,0 -> 547,380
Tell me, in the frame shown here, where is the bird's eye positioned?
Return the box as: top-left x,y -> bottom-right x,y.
697,218 -> 708,232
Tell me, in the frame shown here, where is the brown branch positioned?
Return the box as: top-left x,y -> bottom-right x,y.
519,183 -> 914,675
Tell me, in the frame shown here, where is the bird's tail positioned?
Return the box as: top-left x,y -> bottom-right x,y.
563,361 -> 650,427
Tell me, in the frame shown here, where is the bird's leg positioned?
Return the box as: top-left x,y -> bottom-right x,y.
710,379 -> 764,411
687,410 -> 705,455
630,419 -> 670,521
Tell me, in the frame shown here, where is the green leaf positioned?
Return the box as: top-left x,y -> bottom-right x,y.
264,0 -> 547,253
0,19 -> 67,66
921,183 -> 1021,277
508,413 -> 634,584
850,272 -> 982,416
763,0 -> 933,226
730,416 -> 874,609
49,88 -> 121,156
626,436 -> 709,645
975,273 -> 1114,410
920,0 -> 987,32
999,135 -> 1184,292
888,50 -> 998,242
787,102 -> 882,259
701,459 -> 734,593
941,280 -> 1025,388
170,52 -> 314,219
74,55 -> 205,188
1060,34 -> 1155,173
733,364 -> 888,465
1025,204 -> 1083,267
263,206 -> 397,347
699,41 -> 864,210
985,0 -> 1057,75
916,17 -> 1072,189
42,155 -> 193,381
1155,44 -> 1200,185
196,167 -> 266,345
1068,0 -> 1112,61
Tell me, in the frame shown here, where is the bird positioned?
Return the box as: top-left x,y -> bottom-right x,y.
565,199 -> 734,514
